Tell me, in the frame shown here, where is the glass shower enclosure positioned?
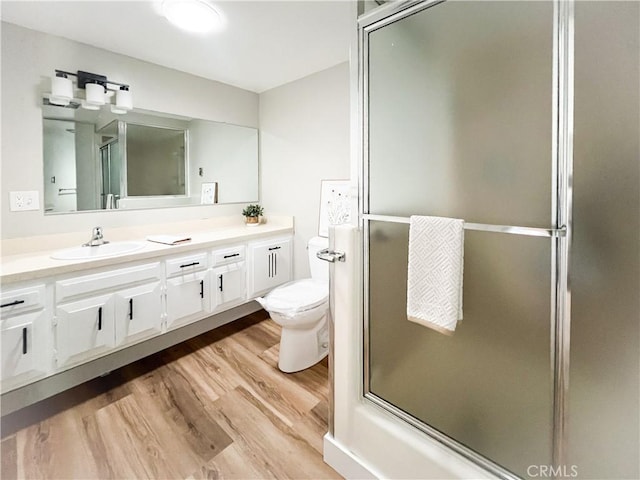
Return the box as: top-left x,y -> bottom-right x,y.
361,1 -> 639,478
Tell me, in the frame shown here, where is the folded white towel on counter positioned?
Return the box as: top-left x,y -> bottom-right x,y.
146,235 -> 192,246
407,215 -> 464,335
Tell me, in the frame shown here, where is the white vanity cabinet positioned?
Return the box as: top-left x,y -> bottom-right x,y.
1,226 -> 295,407
247,236 -> 292,298
165,251 -> 211,331
54,262 -> 163,369
212,245 -> 246,312
0,284 -> 50,390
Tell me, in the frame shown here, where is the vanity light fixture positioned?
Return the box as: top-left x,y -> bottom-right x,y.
162,0 -> 222,34
46,70 -> 133,114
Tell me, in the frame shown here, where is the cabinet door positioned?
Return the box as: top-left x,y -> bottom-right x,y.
166,270 -> 210,330
248,238 -> 292,298
1,310 -> 46,387
56,294 -> 115,368
115,281 -> 163,347
213,262 -> 245,312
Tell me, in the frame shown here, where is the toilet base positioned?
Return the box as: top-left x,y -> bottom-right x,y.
277,314 -> 329,373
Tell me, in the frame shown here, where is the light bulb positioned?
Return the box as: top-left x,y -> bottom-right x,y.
115,87 -> 133,111
50,74 -> 73,106
85,83 -> 106,106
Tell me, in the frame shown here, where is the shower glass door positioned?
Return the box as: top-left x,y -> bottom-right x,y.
100,142 -> 121,209
364,1 -> 556,477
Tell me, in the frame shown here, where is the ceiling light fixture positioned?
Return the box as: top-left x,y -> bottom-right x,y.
162,0 -> 222,34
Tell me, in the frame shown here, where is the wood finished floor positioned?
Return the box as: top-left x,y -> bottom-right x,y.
1,310 -> 341,480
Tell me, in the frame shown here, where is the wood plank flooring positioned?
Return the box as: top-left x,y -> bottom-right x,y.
1,310 -> 341,480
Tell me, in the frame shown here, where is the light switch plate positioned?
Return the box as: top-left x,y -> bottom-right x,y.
10,191 -> 40,211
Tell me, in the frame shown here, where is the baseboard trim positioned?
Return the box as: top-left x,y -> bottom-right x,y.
324,434 -> 380,480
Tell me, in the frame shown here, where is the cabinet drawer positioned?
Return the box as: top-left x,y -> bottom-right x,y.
0,285 -> 46,317
166,252 -> 208,277
212,245 -> 245,266
56,262 -> 162,302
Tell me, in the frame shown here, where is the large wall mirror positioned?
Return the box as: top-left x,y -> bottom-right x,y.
42,104 -> 259,214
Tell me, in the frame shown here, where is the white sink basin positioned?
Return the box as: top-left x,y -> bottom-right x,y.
51,241 -> 146,260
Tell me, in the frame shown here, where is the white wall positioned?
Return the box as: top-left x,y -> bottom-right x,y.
1,22 -> 258,239
189,121 -> 259,204
259,62 -> 350,279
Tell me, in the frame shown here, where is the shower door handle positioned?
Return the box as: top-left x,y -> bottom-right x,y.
317,248 -> 345,263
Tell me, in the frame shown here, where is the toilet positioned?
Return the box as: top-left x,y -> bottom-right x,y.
256,236 -> 329,373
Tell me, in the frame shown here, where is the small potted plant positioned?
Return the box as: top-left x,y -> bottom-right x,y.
242,204 -> 264,226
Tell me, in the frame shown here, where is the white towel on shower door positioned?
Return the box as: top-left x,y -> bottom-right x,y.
407,215 -> 464,335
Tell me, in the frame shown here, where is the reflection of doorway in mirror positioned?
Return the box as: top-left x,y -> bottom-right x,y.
201,182 -> 218,204
43,119 -> 78,213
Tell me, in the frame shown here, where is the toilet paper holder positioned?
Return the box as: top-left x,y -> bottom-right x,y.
317,248 -> 345,263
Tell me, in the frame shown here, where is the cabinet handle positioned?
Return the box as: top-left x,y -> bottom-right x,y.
268,253 -> 272,278
98,307 -> 103,330
1,299 -> 25,308
22,327 -> 27,355
129,298 -> 134,320
274,252 -> 277,276
268,246 -> 281,251
200,280 -> 204,299
180,262 -> 200,268
218,274 -> 224,292
223,253 -> 240,259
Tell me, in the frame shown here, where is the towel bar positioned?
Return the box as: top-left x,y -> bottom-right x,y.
362,214 -> 566,238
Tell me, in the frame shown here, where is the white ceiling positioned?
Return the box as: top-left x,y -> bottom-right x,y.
0,0 -> 353,93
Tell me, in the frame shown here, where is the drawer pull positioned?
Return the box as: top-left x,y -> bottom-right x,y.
22,327 -> 27,355
218,274 -> 224,292
98,307 -> 103,330
1,299 -> 25,308
268,246 -> 281,251
200,280 -> 204,299
129,298 -> 134,320
180,262 -> 200,268
223,253 -> 240,259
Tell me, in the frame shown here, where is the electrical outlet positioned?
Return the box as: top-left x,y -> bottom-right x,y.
10,191 -> 40,211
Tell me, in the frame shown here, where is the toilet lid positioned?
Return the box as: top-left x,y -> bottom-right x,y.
264,279 -> 328,314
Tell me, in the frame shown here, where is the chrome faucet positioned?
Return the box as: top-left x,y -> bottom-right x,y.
83,226 -> 109,247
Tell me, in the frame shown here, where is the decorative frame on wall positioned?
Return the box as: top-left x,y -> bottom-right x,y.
318,179 -> 351,237
200,182 -> 218,204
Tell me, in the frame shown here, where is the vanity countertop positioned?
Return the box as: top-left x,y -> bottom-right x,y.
1,218 -> 294,284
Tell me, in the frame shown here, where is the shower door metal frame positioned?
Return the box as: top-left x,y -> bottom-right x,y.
358,0 -> 574,477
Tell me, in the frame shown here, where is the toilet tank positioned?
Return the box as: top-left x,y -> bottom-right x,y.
308,236 -> 329,282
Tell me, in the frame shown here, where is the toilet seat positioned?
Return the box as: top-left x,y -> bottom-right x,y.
261,279 -> 328,316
